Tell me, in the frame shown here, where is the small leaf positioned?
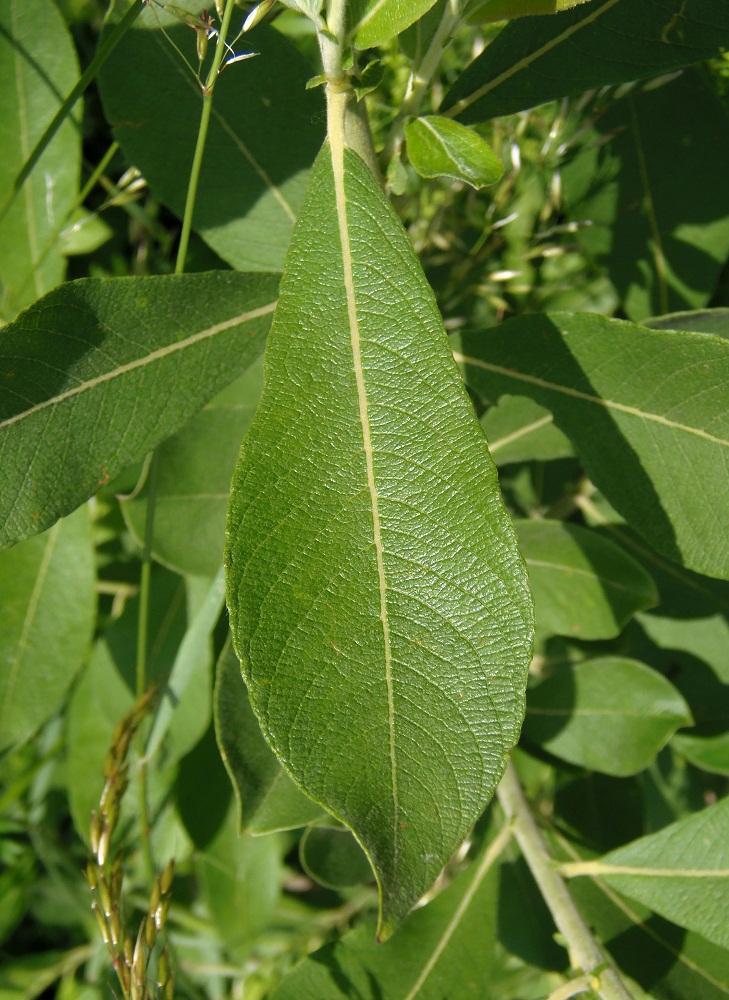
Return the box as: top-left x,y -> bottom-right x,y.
350,0 -> 441,48
0,271 -> 277,549
454,312 -> 729,580
405,116 -> 503,189
443,0 -> 729,122
0,506 -> 94,752
226,140 -> 533,936
214,639 -> 323,833
515,519 -> 658,639
482,395 -> 573,466
562,796 -> 729,950
469,0 -> 594,21
300,824 -> 374,888
0,0 -> 81,321
523,657 -> 693,776
272,826 -> 505,998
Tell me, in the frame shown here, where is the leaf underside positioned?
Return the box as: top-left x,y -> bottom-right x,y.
226,142 -> 533,936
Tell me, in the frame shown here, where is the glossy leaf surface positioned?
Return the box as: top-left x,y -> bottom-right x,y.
349,0 -> 441,47
226,141 -> 533,936
272,827 -> 505,998
524,657 -> 692,776
0,272 -> 277,549
405,116 -> 503,188
121,361 -> 263,577
515,520 -> 657,639
454,312 -> 729,580
0,506 -> 94,752
0,0 -> 80,321
214,640 -> 323,833
98,6 -> 324,270
565,797 -> 729,950
443,0 -> 729,122
562,72 -> 729,321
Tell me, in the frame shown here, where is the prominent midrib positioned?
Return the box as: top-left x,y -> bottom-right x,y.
563,861 -> 729,879
0,301 -> 276,431
453,351 -> 729,448
328,96 -> 399,844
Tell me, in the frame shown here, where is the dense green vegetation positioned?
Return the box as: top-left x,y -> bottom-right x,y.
2,1 -> 729,997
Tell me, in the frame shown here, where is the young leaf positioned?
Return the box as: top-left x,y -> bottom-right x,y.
442,0 -> 729,122
405,116 -> 503,189
515,519 -> 658,639
523,657 -> 692,776
562,797 -> 729,951
214,639 -> 324,833
0,272 -> 278,550
272,825 -> 506,998
0,0 -> 81,321
0,506 -> 94,753
226,140 -> 533,937
121,360 -> 263,577
454,312 -> 729,580
349,0 -> 441,48
469,0 -> 594,21
561,72 -> 729,321
481,395 -> 573,467
98,9 -> 324,271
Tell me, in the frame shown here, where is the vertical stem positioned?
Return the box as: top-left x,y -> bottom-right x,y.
175,0 -> 239,273
497,762 -> 634,1000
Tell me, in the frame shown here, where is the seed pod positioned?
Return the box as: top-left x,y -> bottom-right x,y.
132,923 -> 147,986
98,817 -> 111,866
149,878 -> 161,917
110,904 -> 122,947
144,913 -> 156,949
92,901 -> 110,945
124,934 -> 134,968
98,875 -> 113,917
157,945 -> 170,987
90,811 -> 101,854
155,895 -> 171,932
215,0 -> 224,16
160,858 -> 175,895
86,859 -> 99,890
243,0 -> 276,32
163,971 -> 175,1000
196,25 -> 208,63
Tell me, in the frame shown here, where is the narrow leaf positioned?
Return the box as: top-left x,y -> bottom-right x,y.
561,72 -> 729,321
272,825 -> 507,999
469,0 -> 595,21
645,308 -> 729,338
349,0 -> 441,48
562,797 -> 729,950
0,272 -> 277,549
516,519 -> 658,639
405,116 -> 503,189
454,312 -> 729,580
226,139 -> 533,936
98,7 -> 324,270
0,506 -> 94,752
442,0 -> 729,122
0,0 -> 81,320
524,656 -> 692,775
214,639 -> 324,833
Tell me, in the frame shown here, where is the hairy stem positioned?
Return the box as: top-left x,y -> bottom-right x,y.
175,0 -> 239,274
497,762 -> 634,1000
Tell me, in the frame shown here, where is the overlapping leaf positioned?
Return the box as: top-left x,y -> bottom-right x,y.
226,139 -> 533,936
454,312 -> 729,580
405,116 -> 503,188
0,271 -> 278,549
349,0 -> 441,47
0,0 -> 81,321
98,4 -> 324,270
442,0 -> 729,122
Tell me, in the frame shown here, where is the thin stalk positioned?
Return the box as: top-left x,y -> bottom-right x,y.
0,0 -> 144,226
175,0 -> 239,274
497,762 -> 634,1000
135,450 -> 159,883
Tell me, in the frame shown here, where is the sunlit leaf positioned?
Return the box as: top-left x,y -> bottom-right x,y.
405,116 -> 503,188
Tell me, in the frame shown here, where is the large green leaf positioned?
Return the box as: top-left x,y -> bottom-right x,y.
0,271 -> 277,550
98,4 -> 324,271
442,0 -> 729,122
562,797 -> 729,951
561,72 -> 729,321
454,312 -> 729,580
121,361 -> 263,577
515,519 -> 657,639
214,639 -> 323,834
0,0 -> 81,322
349,0 -> 441,47
523,657 -> 692,776
226,138 -> 533,936
0,506 -> 94,752
272,826 -> 505,999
